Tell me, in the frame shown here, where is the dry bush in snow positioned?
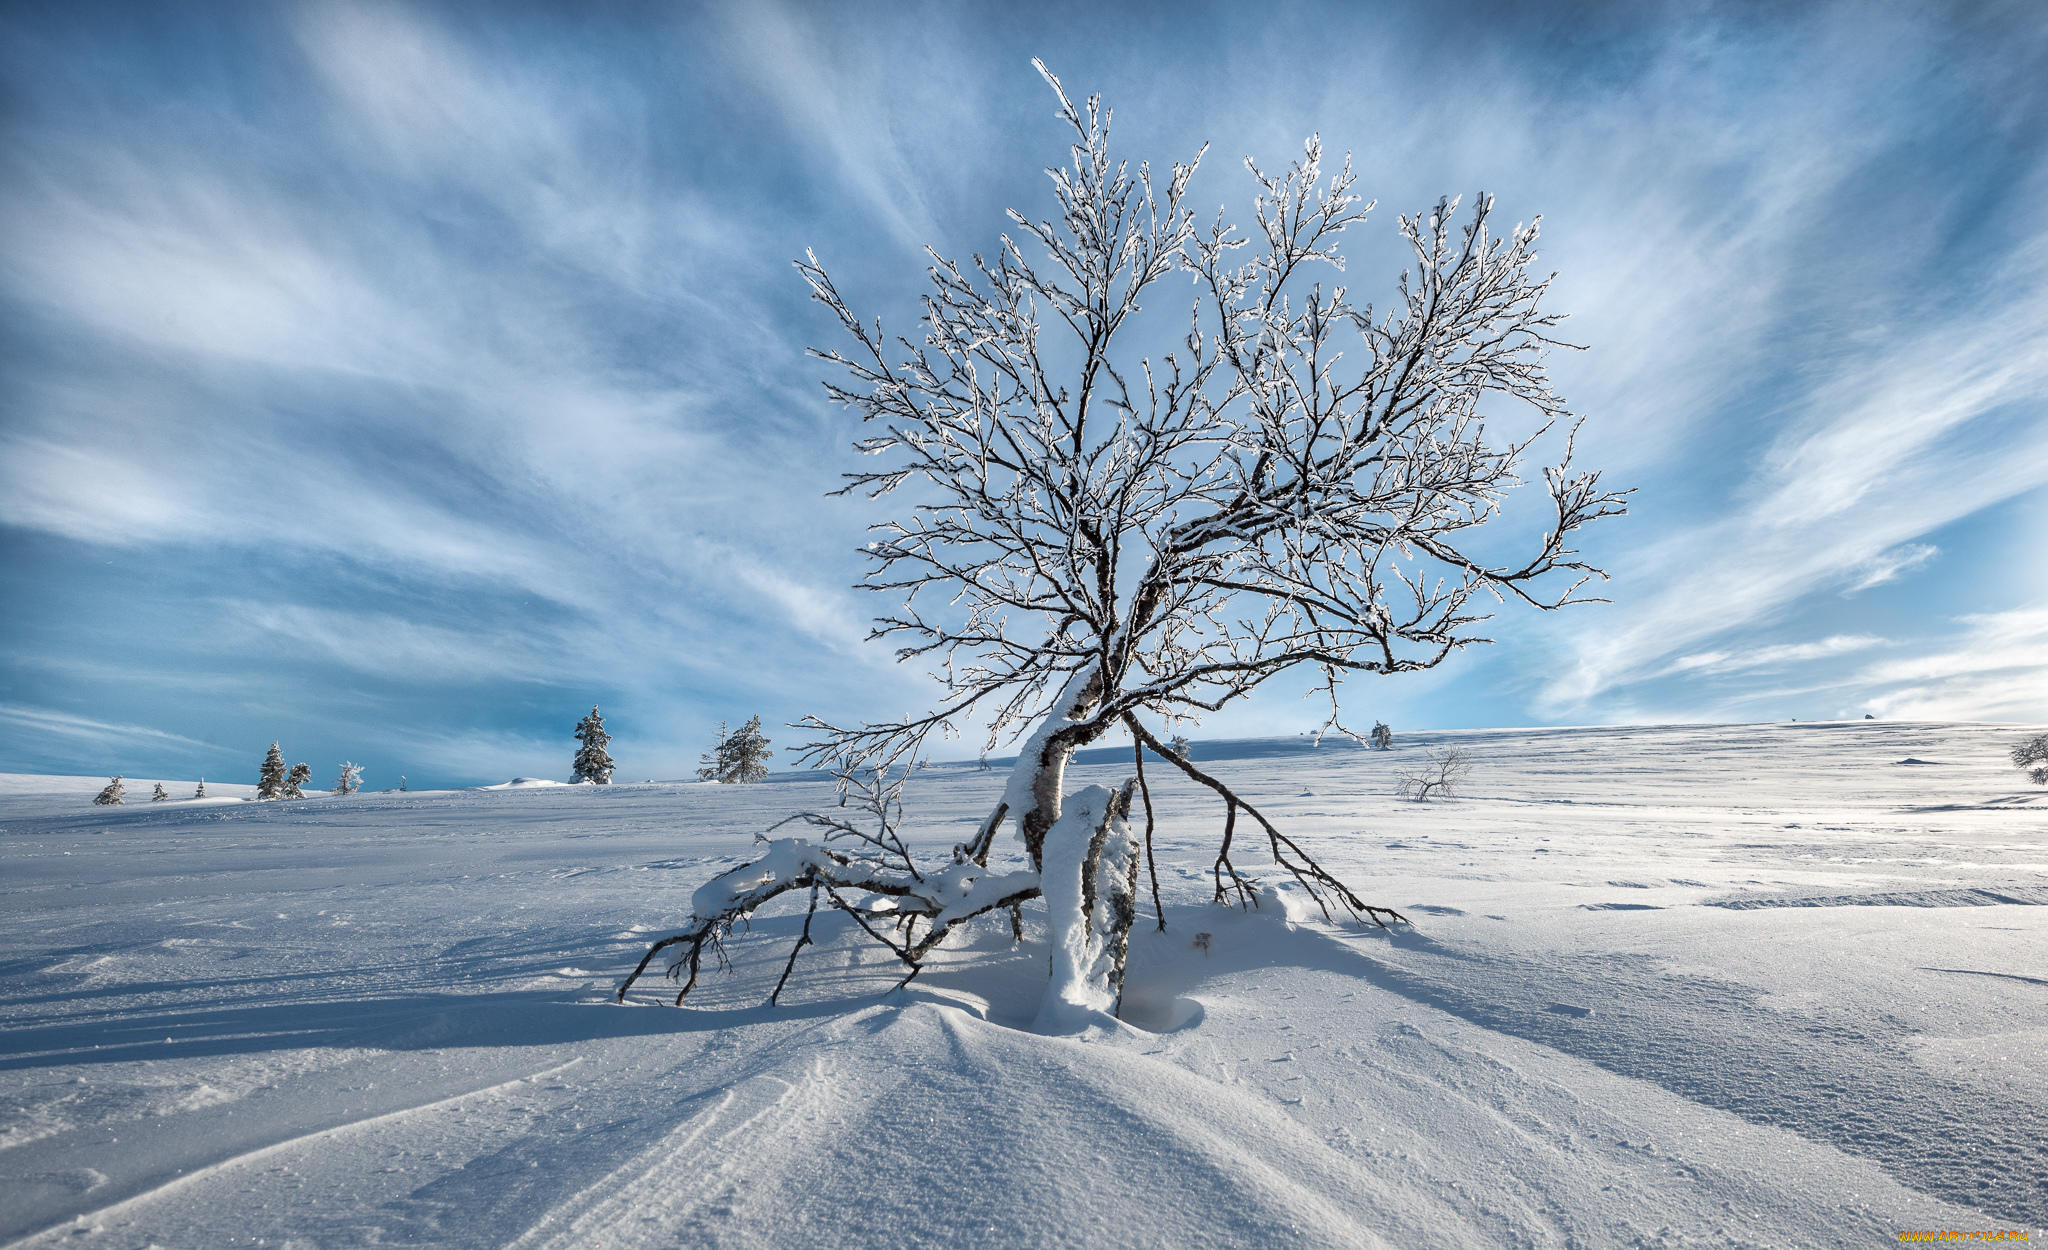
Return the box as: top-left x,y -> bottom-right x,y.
1397,746 -> 1471,802
2014,733 -> 2048,786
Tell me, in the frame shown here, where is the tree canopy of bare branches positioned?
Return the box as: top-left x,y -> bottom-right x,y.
623,64 -> 1627,1023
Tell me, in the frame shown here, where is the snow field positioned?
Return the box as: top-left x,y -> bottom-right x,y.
0,721 -> 2042,1246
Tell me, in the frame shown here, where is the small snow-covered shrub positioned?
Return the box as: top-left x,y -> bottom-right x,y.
332,762 -> 363,795
94,776 -> 124,805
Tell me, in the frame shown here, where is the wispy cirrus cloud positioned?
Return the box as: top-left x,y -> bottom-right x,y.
0,704 -> 224,756
1670,635 -> 1886,678
1723,607 -> 2048,723
1844,544 -> 1941,595
1543,235 -> 2048,712
710,0 -> 953,253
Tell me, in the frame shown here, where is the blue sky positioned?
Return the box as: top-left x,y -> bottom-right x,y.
3,0 -> 2044,788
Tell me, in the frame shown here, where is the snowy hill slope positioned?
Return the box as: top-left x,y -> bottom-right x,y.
0,722 -> 2042,1246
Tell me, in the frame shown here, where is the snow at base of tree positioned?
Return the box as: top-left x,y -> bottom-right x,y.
1034,782 -> 1141,1030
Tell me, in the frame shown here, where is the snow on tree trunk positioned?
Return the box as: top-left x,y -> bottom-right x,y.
1034,781 -> 1140,1029
999,663 -> 1107,867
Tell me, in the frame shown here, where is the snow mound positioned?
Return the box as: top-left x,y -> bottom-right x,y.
481,777 -> 568,789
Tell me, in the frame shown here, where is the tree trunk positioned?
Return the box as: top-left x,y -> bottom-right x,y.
1003,663 -> 1109,868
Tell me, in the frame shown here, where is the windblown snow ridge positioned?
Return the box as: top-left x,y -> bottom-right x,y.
1706,886 -> 2048,910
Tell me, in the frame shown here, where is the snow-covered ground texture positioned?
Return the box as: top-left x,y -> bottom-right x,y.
2,721 -> 2043,1247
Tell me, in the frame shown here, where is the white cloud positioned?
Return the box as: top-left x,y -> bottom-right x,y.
0,704 -> 224,755
1856,607 -> 2048,722
1543,240 -> 2048,710
1844,544 -> 1940,595
1670,634 -> 1885,677
711,0 -> 945,251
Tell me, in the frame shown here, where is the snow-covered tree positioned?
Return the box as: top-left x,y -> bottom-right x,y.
696,717 -> 775,783
696,721 -> 728,782
724,716 -> 773,783
256,743 -> 286,801
397,775 -> 407,792
2014,733 -> 2048,786
94,776 -> 124,805
572,706 -> 614,784
282,762 -> 312,799
332,762 -> 363,795
151,782 -> 169,801
1396,746 -> 1470,802
194,779 -> 206,799
1369,722 -> 1394,751
1167,735 -> 1192,760
624,66 -> 1627,1021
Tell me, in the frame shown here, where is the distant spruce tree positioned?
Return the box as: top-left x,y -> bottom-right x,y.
724,716 -> 774,783
151,782 -> 169,801
697,721 -> 728,782
282,762 -> 312,799
332,762 -> 364,795
1369,721 -> 1394,751
257,743 -> 287,800
194,779 -> 206,799
572,706 -> 614,784
697,716 -> 774,783
94,776 -> 125,805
